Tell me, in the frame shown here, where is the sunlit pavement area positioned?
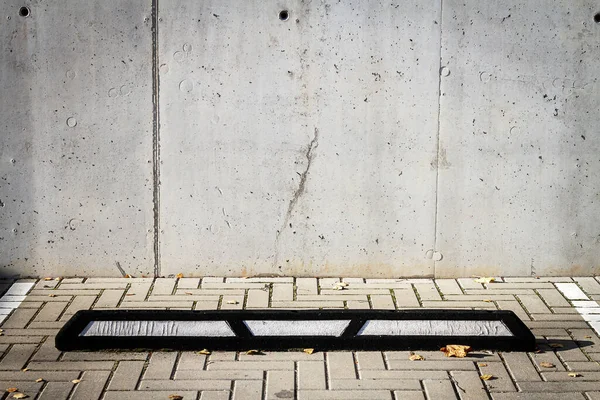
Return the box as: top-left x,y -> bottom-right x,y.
0,276 -> 600,399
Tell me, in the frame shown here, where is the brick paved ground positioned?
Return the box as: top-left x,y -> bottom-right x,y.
1,276 -> 600,399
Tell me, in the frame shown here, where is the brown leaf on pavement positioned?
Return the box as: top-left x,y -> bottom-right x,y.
176,273 -> 184,279
168,396 -> 183,400
6,388 -> 18,393
440,345 -> 472,358
409,354 -> 424,361
303,348 -> 314,355
540,362 -> 555,368
480,374 -> 495,380
245,350 -> 263,355
478,363 -> 488,367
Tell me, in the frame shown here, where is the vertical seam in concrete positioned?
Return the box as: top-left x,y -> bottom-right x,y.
151,0 -> 161,277
433,0 -> 444,278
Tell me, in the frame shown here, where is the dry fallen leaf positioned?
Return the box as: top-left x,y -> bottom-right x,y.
125,294 -> 134,296
6,388 -> 18,393
43,277 -> 52,281
409,354 -> 424,361
168,395 -> 183,400
474,277 -> 495,284
54,277 -> 61,281
48,294 -> 56,298
71,379 -> 81,384
480,374 -> 494,381
21,368 -> 28,372
124,274 -> 132,278
184,292 -> 193,295
440,345 -> 472,358
35,379 -> 43,383
176,273 -> 184,279
568,372 -> 581,378
534,349 -> 544,354
478,363 -> 488,367
12,394 -> 28,399
337,282 -> 349,287
584,336 -> 592,339
197,349 -> 211,355
549,343 -> 563,349
303,348 -> 314,355
482,299 -> 493,303
540,362 -> 555,368
226,300 -> 239,305
246,350 -> 262,355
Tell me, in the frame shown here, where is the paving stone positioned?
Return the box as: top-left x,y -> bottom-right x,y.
564,362 -> 600,371
393,391 -> 426,400
271,301 -> 345,308
518,381 -> 600,391
573,278 -> 600,295
30,290 -> 101,296
176,370 -> 263,380
423,379 -> 458,400
59,283 -> 129,290
444,294 -> 515,301
104,391 -> 199,400
346,300 -> 371,309
0,336 -> 44,344
330,379 -> 420,390
237,351 -> 323,361
421,301 -> 496,309
0,344 -> 36,370
371,294 -> 395,309
70,370 -> 111,400
144,352 -> 177,379
387,360 -> 476,371
61,352 -> 148,361
208,361 -> 294,371
107,361 -> 145,390
327,352 -> 356,380
486,283 -> 555,290
477,362 -> 517,392
95,290 -> 125,308
435,279 -> 464,295
246,289 -> 269,308
297,278 -> 318,295
299,294 -> 369,301
201,391 -> 230,400
0,308 -> 37,328
28,361 -> 115,370
298,389 -> 393,400
120,301 -> 192,308
151,278 -> 177,295
298,360 -> 326,390
266,370 -> 294,400
194,300 -> 220,310
450,370 -> 488,399
541,371 -> 600,380
178,278 -> 201,289
393,288 -> 420,307
38,381 -> 75,400
33,302 -> 68,322
25,295 -> 73,302
517,294 -> 552,314
0,371 -> 79,380
491,393 -> 586,400
148,295 -> 220,302
536,289 -> 571,307
356,352 -> 385,370
272,284 -> 293,302
221,295 -> 244,310
414,282 -> 442,301
587,392 -> 600,400
85,278 -> 154,283
139,379 -> 231,390
501,353 -> 541,381
233,380 -> 262,399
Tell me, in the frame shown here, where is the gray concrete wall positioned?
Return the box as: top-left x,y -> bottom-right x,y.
1,1 -> 599,277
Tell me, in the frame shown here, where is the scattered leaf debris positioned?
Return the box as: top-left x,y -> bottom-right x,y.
12,394 -> 28,399
21,369 -> 28,372
71,379 -> 81,384
124,274 -> 132,278
482,299 -> 492,303
440,345 -> 472,358
303,348 -> 315,355
474,277 -> 495,284
549,343 -> 563,349
48,294 -> 56,298
245,349 -> 263,355
34,379 -> 43,383
568,372 -> 581,378
478,363 -> 488,367
480,374 -> 495,380
6,388 -> 18,393
226,300 -> 239,305
197,349 -> 211,355
168,395 -> 183,400
176,273 -> 184,279
584,336 -> 592,339
43,277 -> 52,281
540,362 -> 555,368
409,354 -> 424,361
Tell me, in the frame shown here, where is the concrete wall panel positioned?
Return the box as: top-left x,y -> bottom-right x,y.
436,1 -> 600,277
0,1 -> 154,277
158,0 -> 441,277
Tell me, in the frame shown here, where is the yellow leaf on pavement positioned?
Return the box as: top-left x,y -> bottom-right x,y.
409,354 -> 424,361
568,372 -> 581,377
226,300 -> 239,304
197,349 -> 211,355
35,379 -> 43,383
474,277 -> 495,284
303,348 -> 314,354
13,394 -> 28,399
540,362 -> 555,368
478,363 -> 488,367
246,350 -> 262,355
440,345 -> 472,358
480,374 -> 494,380
48,294 -> 56,297
71,379 -> 81,384
176,273 -> 184,279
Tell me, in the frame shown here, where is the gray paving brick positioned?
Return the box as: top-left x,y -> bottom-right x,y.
422,301 -> 496,309
27,361 -> 115,370
423,379 -> 458,400
108,360 -> 145,390
536,289 -> 570,307
541,371 -> 600,380
233,380 -> 262,400
0,308 -> 37,328
330,379 -> 420,390
0,336 -> 44,344
435,279 -> 464,295
387,360 -> 476,371
71,370 -> 111,400
500,353 -> 541,381
0,344 -> 36,370
34,302 -> 68,322
346,300 -> 371,309
38,381 -> 74,400
95,290 -> 124,308
30,338 -> 61,361
266,370 -> 294,400
361,370 -> 448,380
3,328 -> 59,336
238,351 -> 323,361
61,352 -> 148,361
477,362 -> 516,392
564,362 -> 600,371
574,277 -> 600,295
208,361 -> 294,370
104,391 -> 198,400
450,370 -> 488,400
139,379 -> 231,390
497,301 -> 530,321
356,352 -> 385,370
487,283 -> 555,289
176,370 -> 263,380
176,351 -> 207,370
491,393 -> 586,400
458,279 -> 485,290
30,290 -> 101,296
393,288 -> 420,308
0,371 -> 79,380
518,381 -> 600,391
393,391 -> 426,400
178,278 -> 200,289
194,300 -> 220,310
221,295 -> 244,310
151,278 -> 177,295
271,301 -> 345,308
272,284 -> 293,302
298,389 -> 393,400
201,391 -> 230,400
327,352 -> 356,380
246,289 -> 269,308
298,360 -> 326,390
414,282 -> 442,301
517,294 -> 551,314
59,283 -> 128,290
297,278 -> 318,295
371,294 -> 395,309
125,281 -> 153,302
144,352 -> 177,379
